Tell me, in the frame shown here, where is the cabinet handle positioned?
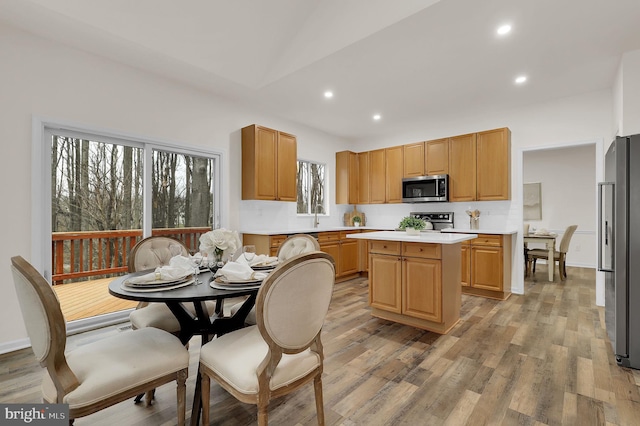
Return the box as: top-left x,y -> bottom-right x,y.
419,248 -> 423,252
383,245 -> 387,249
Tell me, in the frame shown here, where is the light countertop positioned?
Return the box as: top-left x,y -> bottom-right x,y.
442,228 -> 517,235
240,226 -> 390,235
346,231 -> 477,244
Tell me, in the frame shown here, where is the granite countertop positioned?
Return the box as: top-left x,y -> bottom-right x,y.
346,231 -> 477,244
239,226 -> 390,235
442,228 -> 518,235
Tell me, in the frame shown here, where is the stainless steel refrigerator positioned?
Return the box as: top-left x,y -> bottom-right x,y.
599,134 -> 640,369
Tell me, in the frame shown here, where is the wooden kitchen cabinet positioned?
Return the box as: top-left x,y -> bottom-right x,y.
459,233 -> 512,300
336,151 -> 358,204
358,151 -> 370,204
403,142 -> 425,177
385,145 -> 403,203
318,231 -> 360,281
448,133 -> 477,202
368,240 -> 460,333
476,127 -> 511,201
242,124 -> 297,201
369,149 -> 386,204
242,234 -> 287,257
425,138 -> 449,175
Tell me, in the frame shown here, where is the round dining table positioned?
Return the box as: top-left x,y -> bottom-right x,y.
109,269 -> 263,426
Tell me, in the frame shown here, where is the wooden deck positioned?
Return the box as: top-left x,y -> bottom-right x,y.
52,277 -> 137,322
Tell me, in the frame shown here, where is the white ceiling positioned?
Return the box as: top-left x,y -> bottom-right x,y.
2,0 -> 640,140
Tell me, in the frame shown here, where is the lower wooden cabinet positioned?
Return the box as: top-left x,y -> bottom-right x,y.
369,240 -> 461,334
459,233 -> 512,300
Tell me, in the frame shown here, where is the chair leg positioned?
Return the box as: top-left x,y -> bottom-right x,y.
144,389 -> 155,406
201,373 -> 210,426
177,369 -> 187,426
314,375 -> 325,426
532,259 -> 537,273
257,402 -> 268,426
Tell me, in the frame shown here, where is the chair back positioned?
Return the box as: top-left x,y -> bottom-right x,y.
128,236 -> 189,272
524,223 -> 530,235
276,234 -> 320,261
11,256 -> 78,397
558,225 -> 578,253
256,251 -> 334,352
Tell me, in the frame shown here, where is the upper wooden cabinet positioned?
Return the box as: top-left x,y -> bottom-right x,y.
369,149 -> 386,204
385,146 -> 403,203
403,142 -> 425,177
448,133 -> 477,202
242,125 -> 297,201
358,152 -> 370,204
448,127 -> 511,202
336,151 -> 358,205
476,128 -> 511,201
425,138 -> 449,176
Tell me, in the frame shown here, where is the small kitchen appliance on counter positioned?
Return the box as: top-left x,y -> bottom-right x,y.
409,212 -> 454,231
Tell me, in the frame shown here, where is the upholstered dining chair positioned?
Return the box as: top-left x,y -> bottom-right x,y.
10,256 -> 189,425
230,233 -> 321,325
199,251 -> 335,426
527,225 -> 578,280
128,236 -> 217,334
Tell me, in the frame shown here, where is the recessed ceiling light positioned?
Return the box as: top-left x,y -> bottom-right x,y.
515,75 -> 527,84
497,24 -> 512,35
373,114 -> 381,121
324,91 -> 333,98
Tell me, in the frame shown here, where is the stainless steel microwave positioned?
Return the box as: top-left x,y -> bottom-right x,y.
402,175 -> 448,203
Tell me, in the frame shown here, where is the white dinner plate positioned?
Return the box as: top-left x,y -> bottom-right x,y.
124,275 -> 192,288
213,276 -> 262,285
122,279 -> 194,292
210,281 -> 261,291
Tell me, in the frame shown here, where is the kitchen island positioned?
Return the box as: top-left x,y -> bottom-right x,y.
347,231 -> 476,334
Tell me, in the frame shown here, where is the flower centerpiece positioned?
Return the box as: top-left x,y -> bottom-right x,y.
199,228 -> 241,264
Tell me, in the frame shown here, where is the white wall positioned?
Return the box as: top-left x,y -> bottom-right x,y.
621,49 -> 640,136
523,145 -> 596,268
0,25 -> 349,352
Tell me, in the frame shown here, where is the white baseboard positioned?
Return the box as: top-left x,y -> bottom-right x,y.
0,338 -> 31,355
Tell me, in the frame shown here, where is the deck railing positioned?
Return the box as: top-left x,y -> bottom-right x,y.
51,227 -> 211,284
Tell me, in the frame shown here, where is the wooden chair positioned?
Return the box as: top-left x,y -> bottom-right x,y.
10,256 -> 189,425
199,251 -> 335,425
230,234 -> 321,325
527,225 -> 578,280
128,236 -> 217,334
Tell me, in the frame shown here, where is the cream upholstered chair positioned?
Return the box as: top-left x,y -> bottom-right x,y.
527,225 -> 578,280
128,236 -> 216,334
230,234 -> 321,325
200,251 -> 335,426
10,256 -> 189,425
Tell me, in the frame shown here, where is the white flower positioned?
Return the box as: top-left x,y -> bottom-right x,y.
199,228 -> 241,261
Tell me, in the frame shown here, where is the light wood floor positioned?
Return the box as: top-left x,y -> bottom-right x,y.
2,266 -> 640,425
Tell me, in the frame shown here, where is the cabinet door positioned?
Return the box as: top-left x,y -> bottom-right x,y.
476,128 -> 510,201
448,133 -> 477,202
336,151 -> 358,205
340,240 -> 359,276
402,257 -> 442,322
320,242 -> 341,277
425,138 -> 449,176
403,142 -> 425,177
369,149 -> 386,204
369,253 -> 402,313
358,152 -> 370,204
460,242 -> 470,287
276,131 -> 297,201
242,125 -> 277,200
470,246 -> 503,291
385,146 -> 403,203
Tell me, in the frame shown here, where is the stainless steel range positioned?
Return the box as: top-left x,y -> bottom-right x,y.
410,212 -> 454,231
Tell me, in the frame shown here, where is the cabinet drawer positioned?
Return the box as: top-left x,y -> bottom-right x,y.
340,230 -> 361,241
402,242 -> 441,259
317,231 -> 340,244
269,235 -> 287,248
472,234 -> 502,247
369,241 -> 401,255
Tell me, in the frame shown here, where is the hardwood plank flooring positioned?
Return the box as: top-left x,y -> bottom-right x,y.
2,266 -> 640,425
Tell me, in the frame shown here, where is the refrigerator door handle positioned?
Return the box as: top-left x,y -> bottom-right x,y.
598,182 -> 615,272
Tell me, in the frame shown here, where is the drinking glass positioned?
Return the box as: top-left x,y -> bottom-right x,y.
191,251 -> 202,284
242,245 -> 256,264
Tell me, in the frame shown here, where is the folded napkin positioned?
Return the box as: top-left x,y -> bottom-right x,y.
218,262 -> 268,281
128,255 -> 193,284
235,254 -> 279,267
